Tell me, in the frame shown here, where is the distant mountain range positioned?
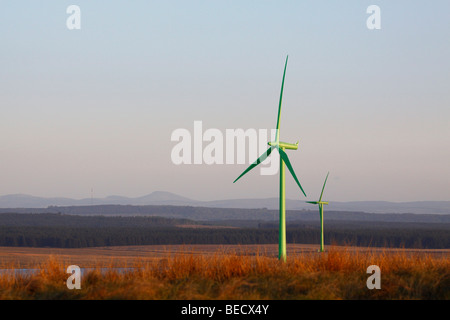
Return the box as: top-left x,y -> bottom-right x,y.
0,191 -> 449,215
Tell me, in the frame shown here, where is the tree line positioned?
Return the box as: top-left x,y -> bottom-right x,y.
0,213 -> 193,228
0,226 -> 447,249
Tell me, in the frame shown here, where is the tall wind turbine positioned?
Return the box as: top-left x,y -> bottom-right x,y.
234,56 -> 307,262
306,172 -> 330,252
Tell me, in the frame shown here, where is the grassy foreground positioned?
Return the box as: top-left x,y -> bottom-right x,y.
0,247 -> 448,300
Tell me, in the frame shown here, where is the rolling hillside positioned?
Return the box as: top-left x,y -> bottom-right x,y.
0,192 -> 449,215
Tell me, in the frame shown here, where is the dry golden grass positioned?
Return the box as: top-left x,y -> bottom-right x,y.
0,246 -> 448,300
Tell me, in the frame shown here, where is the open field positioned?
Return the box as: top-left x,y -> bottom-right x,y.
0,244 -> 448,300
0,244 -> 449,268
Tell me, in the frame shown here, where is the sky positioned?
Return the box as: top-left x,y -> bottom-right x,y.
0,1 -> 449,202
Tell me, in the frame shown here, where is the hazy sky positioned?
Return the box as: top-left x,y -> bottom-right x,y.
0,1 -> 449,202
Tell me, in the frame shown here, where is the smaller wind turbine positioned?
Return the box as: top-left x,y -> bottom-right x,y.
306,172 -> 330,252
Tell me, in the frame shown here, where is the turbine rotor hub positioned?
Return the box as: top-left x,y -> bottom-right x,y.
268,141 -> 299,150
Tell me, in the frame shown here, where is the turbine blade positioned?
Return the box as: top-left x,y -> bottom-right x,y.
278,148 -> 307,197
275,56 -> 288,143
306,201 -> 318,204
233,147 -> 274,183
319,172 -> 330,202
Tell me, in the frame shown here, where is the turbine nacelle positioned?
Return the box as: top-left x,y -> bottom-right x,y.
268,141 -> 299,150
306,201 -> 329,206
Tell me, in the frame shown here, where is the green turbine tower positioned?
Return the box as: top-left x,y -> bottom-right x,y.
233,56 -> 307,262
306,172 -> 330,252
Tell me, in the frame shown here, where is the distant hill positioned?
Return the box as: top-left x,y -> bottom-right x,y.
0,191 -> 197,208
201,199 -> 450,215
0,192 -> 449,215
1,205 -> 449,224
